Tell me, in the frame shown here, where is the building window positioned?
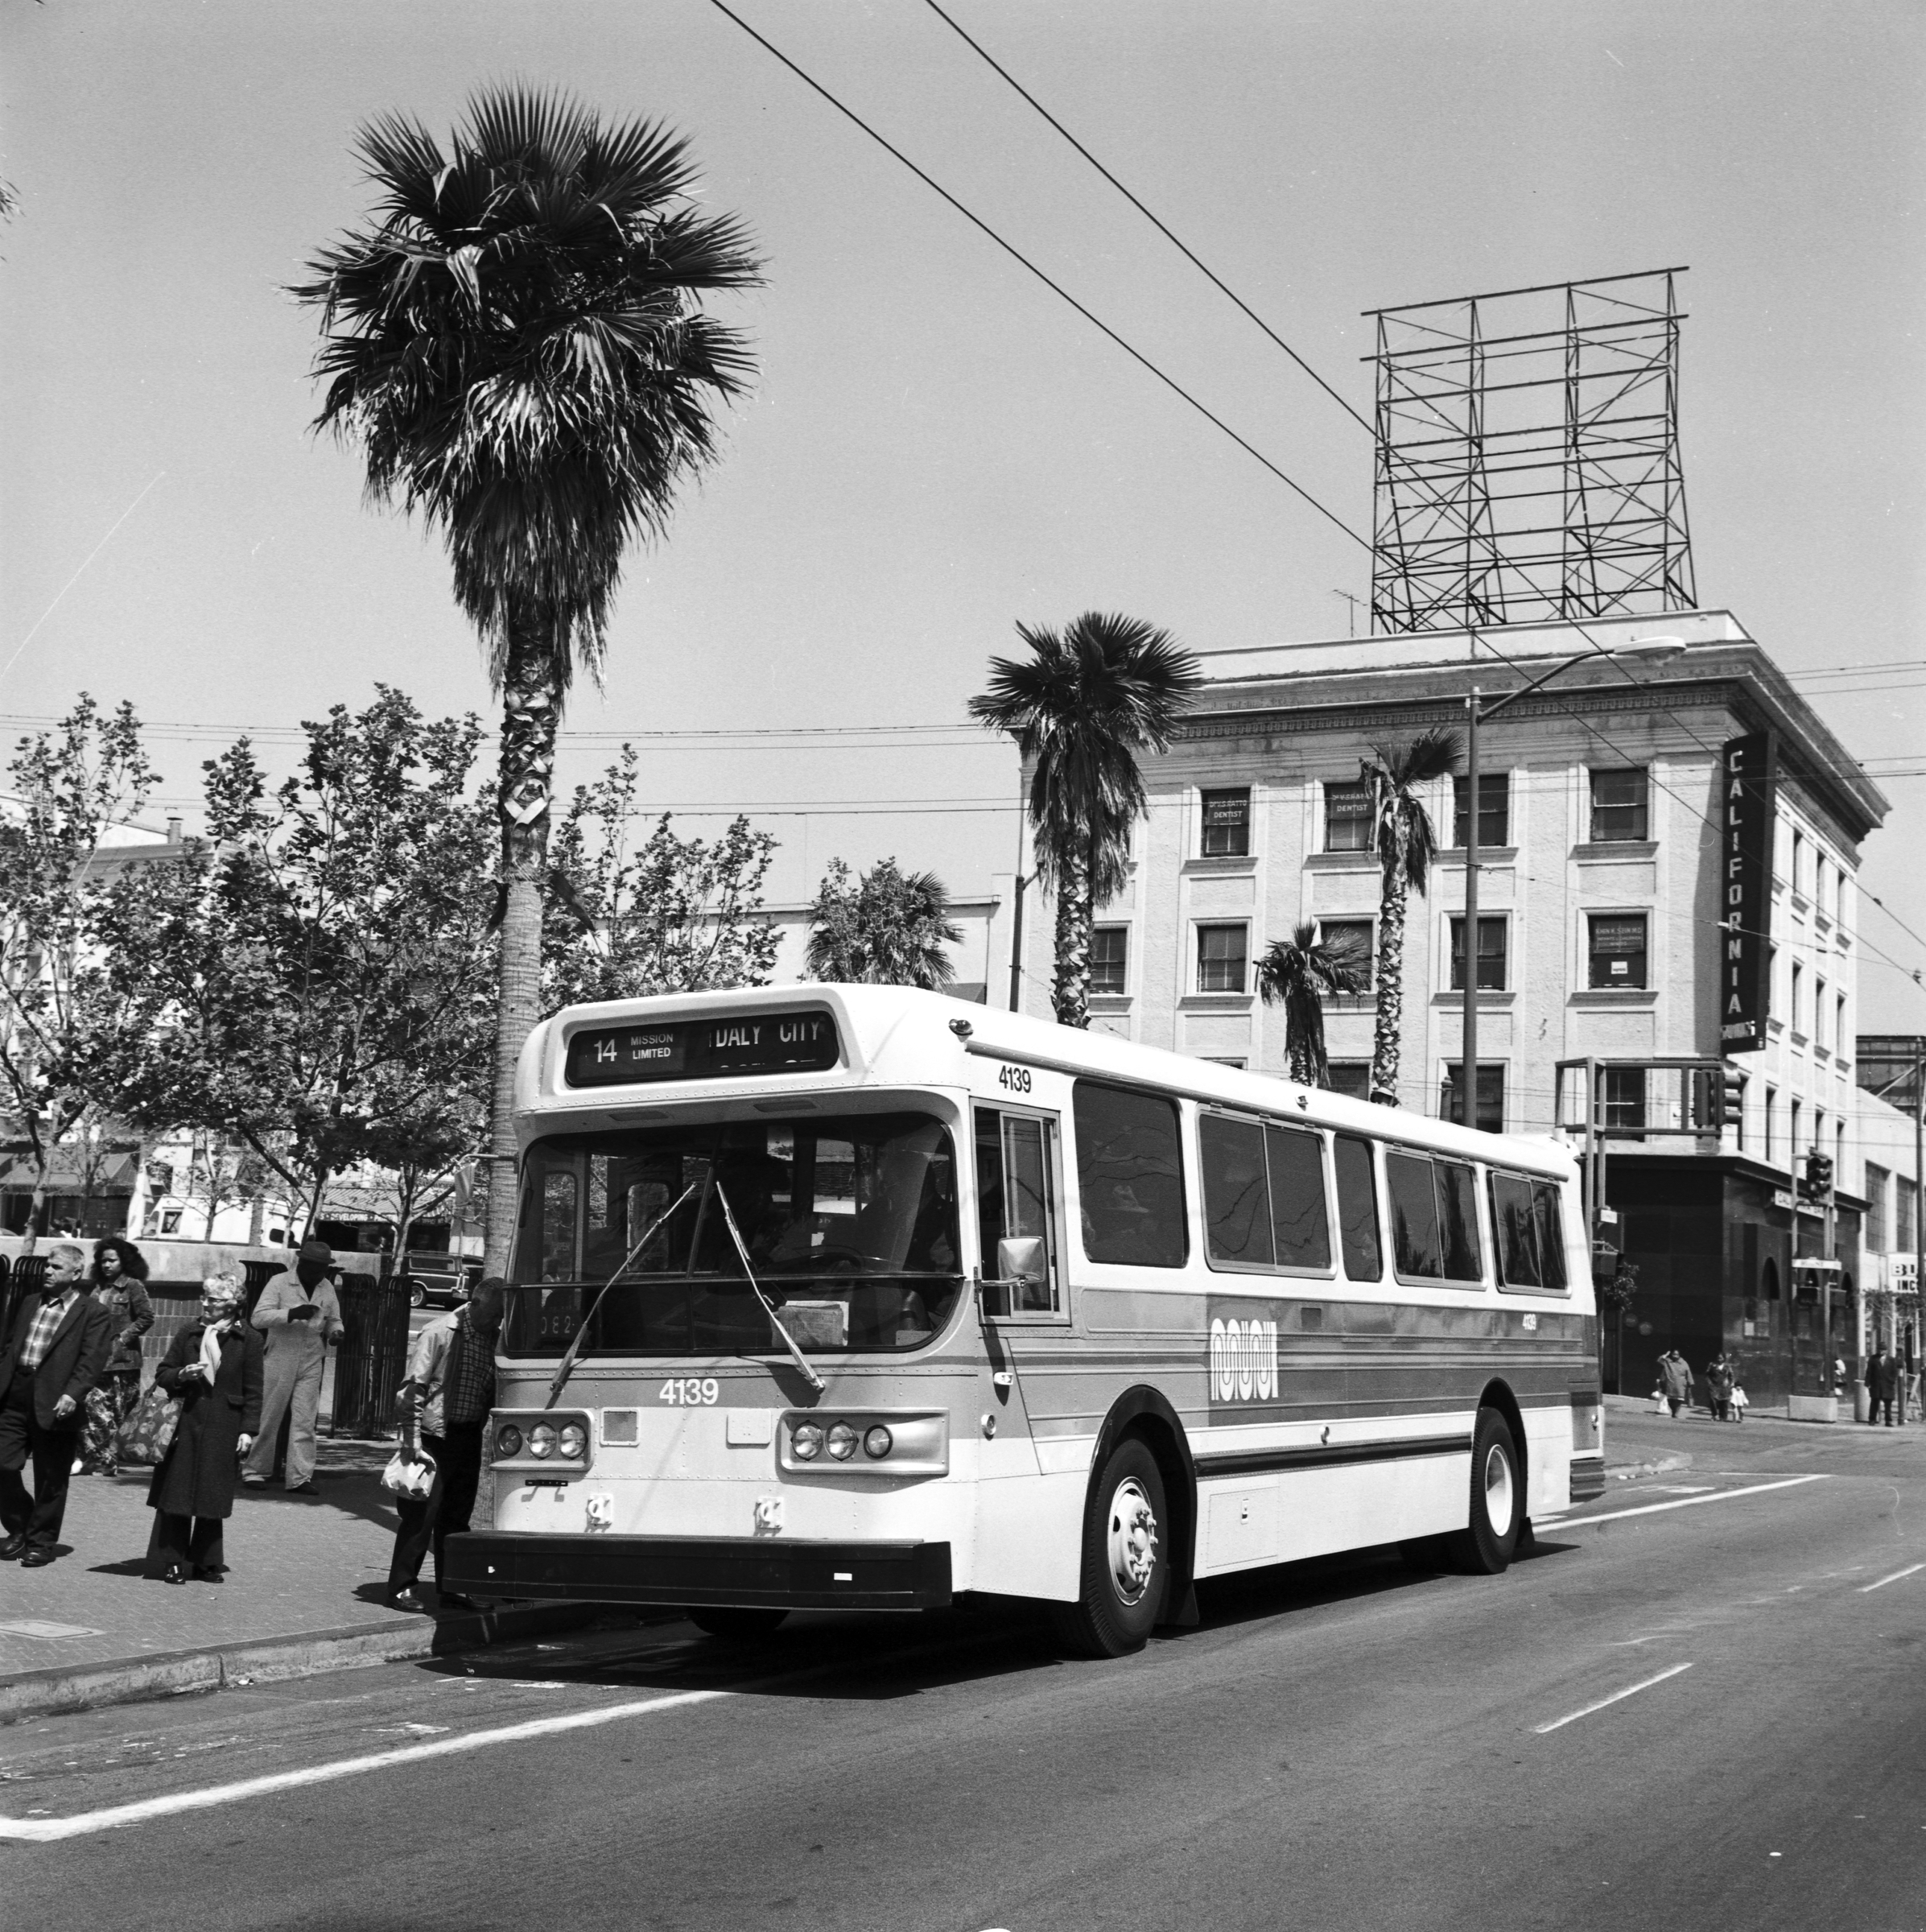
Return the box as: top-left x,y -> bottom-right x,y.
1327,1063 -> 1371,1102
1815,855 -> 1829,916
1588,767 -> 1650,842
1449,915 -> 1508,992
1588,914 -> 1648,989
1200,787 -> 1251,858
1790,961 -> 1804,1037
1790,828 -> 1805,899
1837,993 -> 1848,1057
1789,1097 -> 1802,1164
1316,919 -> 1375,990
1602,1067 -> 1645,1133
1091,926 -> 1128,996
1815,977 -> 1829,1050
1324,780 -> 1374,852
1900,1178 -> 1918,1256
1441,1063 -> 1505,1133
1451,772 -> 1511,849
1196,924 -> 1248,994
1763,1085 -> 1777,1162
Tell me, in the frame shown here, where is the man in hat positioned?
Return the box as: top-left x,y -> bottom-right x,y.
0,1243 -> 110,1564
243,1238 -> 345,1495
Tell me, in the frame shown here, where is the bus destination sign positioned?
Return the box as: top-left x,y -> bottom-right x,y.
564,1010 -> 840,1088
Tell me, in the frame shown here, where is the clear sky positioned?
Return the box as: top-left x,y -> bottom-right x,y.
2,0 -> 1922,1024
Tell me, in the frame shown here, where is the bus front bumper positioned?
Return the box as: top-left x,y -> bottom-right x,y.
441,1532 -> 954,1612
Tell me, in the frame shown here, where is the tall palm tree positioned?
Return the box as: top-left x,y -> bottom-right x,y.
1359,729 -> 1460,1105
1258,922 -> 1368,1088
970,613 -> 1201,1027
293,88 -> 761,1272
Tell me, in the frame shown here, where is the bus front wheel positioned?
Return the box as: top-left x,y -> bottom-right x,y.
1053,1437 -> 1169,1658
1443,1406 -> 1522,1575
688,1608 -> 789,1641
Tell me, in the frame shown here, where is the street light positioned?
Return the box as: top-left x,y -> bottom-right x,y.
1458,636 -> 1687,1131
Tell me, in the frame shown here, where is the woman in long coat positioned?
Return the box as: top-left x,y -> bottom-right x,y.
144,1273 -> 264,1583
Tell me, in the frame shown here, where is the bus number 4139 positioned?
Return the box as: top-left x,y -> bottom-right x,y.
658,1378 -> 721,1406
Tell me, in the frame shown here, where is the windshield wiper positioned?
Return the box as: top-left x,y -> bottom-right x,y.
711,1179 -> 825,1394
545,1180 -> 700,1410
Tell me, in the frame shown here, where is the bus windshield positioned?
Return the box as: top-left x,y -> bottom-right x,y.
505,1111 -> 963,1358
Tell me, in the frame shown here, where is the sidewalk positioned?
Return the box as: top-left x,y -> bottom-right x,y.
0,1438 -> 601,1724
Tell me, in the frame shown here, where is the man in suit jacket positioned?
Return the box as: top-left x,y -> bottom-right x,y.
0,1243 -> 113,1565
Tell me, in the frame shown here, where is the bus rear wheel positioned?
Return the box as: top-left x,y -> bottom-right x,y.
688,1607 -> 789,1641
1052,1437 -> 1169,1659
1443,1406 -> 1522,1575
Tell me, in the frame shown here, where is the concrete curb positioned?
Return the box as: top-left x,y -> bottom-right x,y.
0,1600 -> 604,1726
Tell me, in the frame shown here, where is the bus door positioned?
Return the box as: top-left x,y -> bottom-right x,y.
973,1105 -> 1064,1320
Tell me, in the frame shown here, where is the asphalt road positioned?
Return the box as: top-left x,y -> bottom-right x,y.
4,1413 -> 1924,1932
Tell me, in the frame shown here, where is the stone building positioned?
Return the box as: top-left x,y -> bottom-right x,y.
1012,609 -> 1891,1407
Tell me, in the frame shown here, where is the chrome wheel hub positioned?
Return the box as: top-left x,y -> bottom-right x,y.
1107,1478 -> 1159,1604
1483,1444 -> 1514,1534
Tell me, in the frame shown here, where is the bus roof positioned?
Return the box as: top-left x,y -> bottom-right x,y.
518,983 -> 1578,1179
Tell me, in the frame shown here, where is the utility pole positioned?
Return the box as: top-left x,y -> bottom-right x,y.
1462,689 -> 1479,1133
1331,589 -> 1362,639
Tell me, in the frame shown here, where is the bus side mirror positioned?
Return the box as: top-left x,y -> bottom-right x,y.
976,1271 -> 1010,1320
998,1236 -> 1045,1290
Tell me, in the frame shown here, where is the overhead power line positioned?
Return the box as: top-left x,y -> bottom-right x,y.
917,0 -> 1372,435
703,0 -> 1371,551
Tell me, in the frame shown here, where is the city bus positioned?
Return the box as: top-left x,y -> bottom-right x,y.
446,985 -> 1603,1656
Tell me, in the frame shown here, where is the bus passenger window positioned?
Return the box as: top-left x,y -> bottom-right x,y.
1435,1161 -> 1483,1282
1073,1081 -> 1186,1268
1333,1134 -> 1382,1282
975,1108 -> 1060,1313
1386,1152 -> 1442,1278
1201,1115 -> 1273,1267
1533,1182 -> 1568,1291
1491,1174 -> 1541,1287
1265,1125 -> 1330,1269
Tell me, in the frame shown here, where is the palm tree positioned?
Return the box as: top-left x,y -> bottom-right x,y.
1359,729 -> 1460,1105
1257,922 -> 1368,1087
293,88 -> 761,1272
970,613 -> 1202,1027
805,858 -> 963,990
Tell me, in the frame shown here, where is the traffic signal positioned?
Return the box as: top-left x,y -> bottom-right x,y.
1716,1063 -> 1747,1129
1799,1150 -> 1835,1201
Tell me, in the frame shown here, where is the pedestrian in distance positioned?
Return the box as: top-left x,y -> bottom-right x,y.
1658,1348 -> 1693,1419
243,1237 -> 344,1496
386,1275 -> 506,1613
1705,1351 -> 1736,1423
0,1242 -> 111,1567
78,1237 -> 155,1476
144,1271 -> 263,1583
1866,1345 -> 1901,1428
1730,1382 -> 1749,1422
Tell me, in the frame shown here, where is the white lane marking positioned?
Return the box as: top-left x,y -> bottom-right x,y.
0,1688 -> 727,1842
1537,1473 -> 1827,1531
1536,1662 -> 1694,1734
1859,1562 -> 1926,1594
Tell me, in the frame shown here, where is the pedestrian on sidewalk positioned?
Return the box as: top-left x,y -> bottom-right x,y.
1730,1382 -> 1749,1422
1705,1352 -> 1736,1423
1658,1348 -> 1693,1419
386,1277 -> 505,1613
0,1243 -> 111,1567
1866,1346 -> 1901,1427
78,1237 -> 155,1476
144,1272 -> 263,1584
243,1238 -> 344,1496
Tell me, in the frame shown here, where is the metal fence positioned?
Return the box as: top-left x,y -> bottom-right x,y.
330,1272 -> 413,1437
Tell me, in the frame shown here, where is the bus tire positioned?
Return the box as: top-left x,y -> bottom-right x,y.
688,1607 -> 789,1641
1052,1437 -> 1169,1659
1444,1406 -> 1522,1575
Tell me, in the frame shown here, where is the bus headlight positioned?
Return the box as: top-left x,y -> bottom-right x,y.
528,1423 -> 557,1459
494,1423 -> 523,1459
791,1423 -> 824,1461
863,1425 -> 893,1460
558,1422 -> 588,1459
827,1422 -> 860,1462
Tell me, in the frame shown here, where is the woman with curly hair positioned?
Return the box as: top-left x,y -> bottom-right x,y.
78,1237 -> 155,1476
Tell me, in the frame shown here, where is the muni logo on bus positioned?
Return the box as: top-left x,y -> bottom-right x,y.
1209,1312 -> 1280,1405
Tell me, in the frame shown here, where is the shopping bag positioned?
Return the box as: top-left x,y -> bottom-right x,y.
116,1384 -> 182,1467
381,1448 -> 438,1501
1650,1388 -> 1667,1415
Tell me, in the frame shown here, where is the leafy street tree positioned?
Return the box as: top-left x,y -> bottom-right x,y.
102,691 -> 497,1233
545,746 -> 779,1009
805,858 -> 963,990
970,612 -> 1200,1028
1257,922 -> 1369,1088
294,86 -> 761,1273
0,697 -> 156,1249
1359,729 -> 1460,1105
